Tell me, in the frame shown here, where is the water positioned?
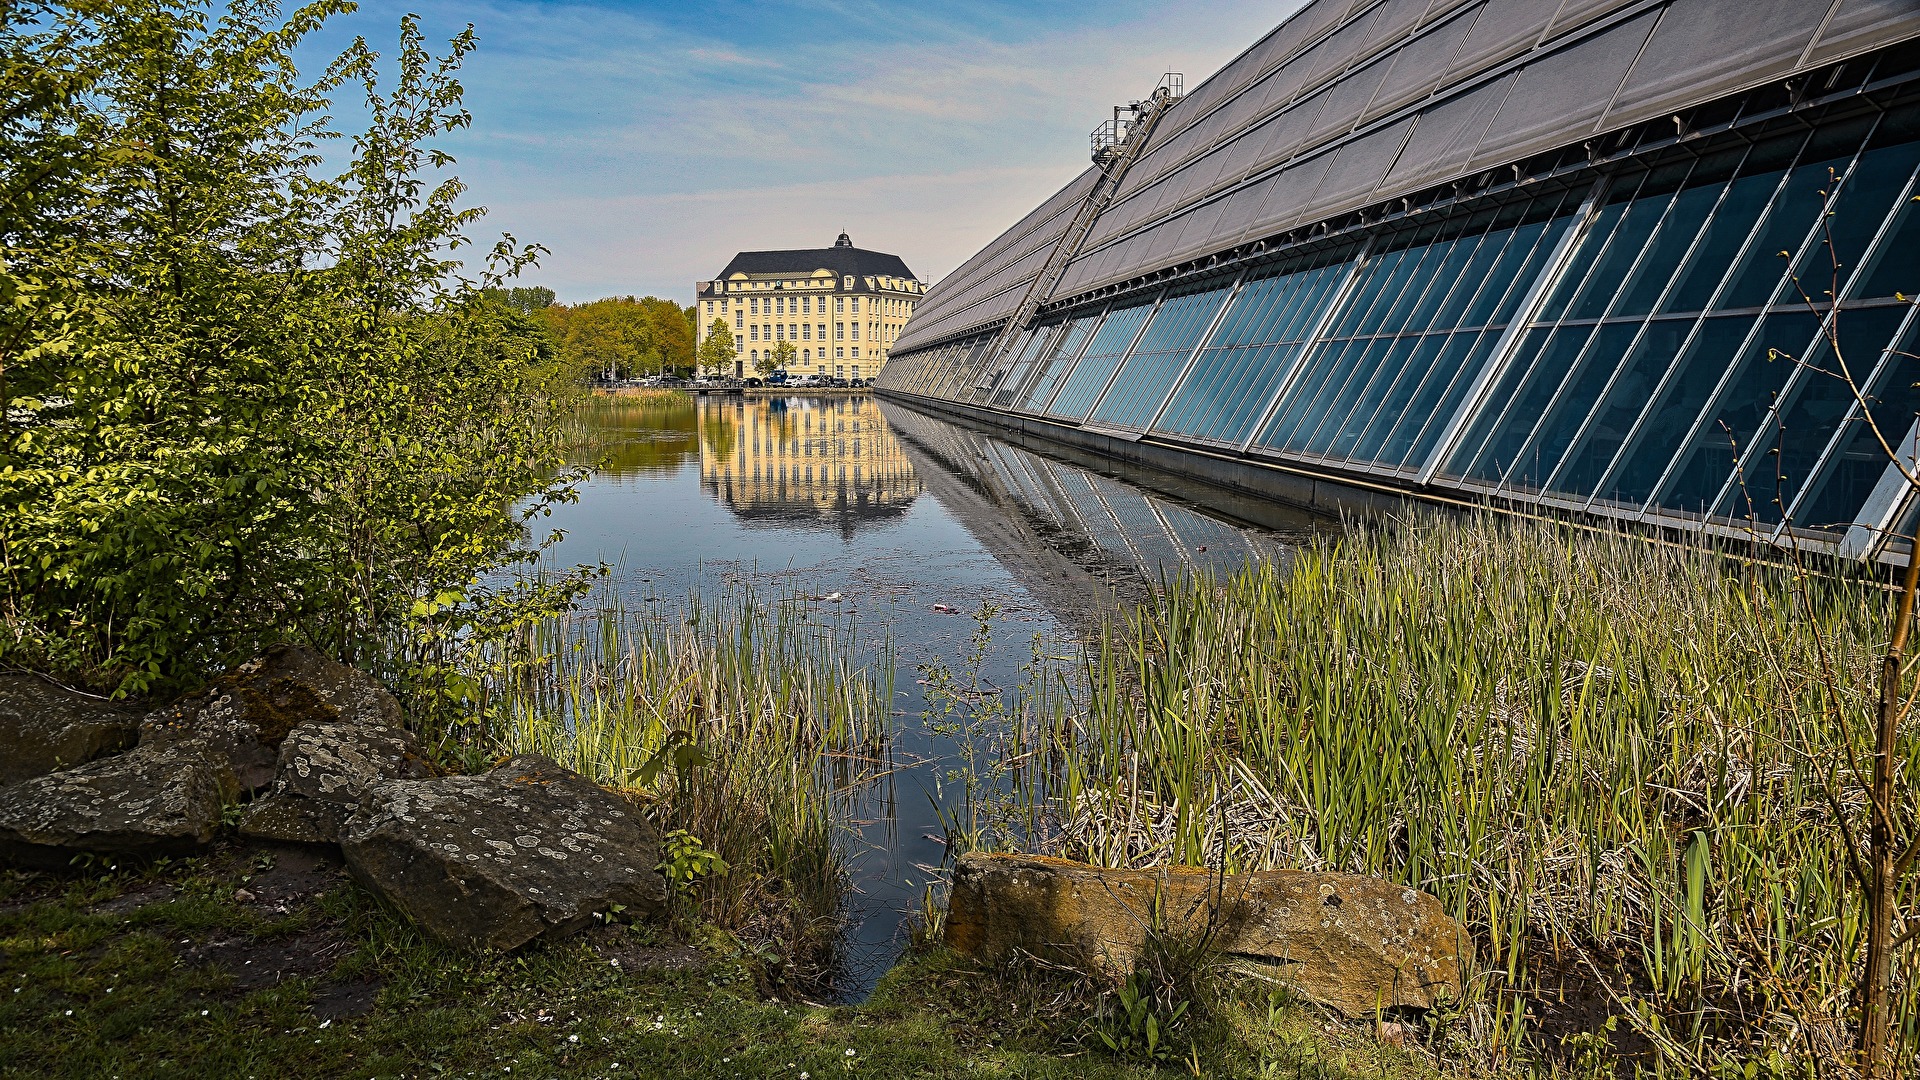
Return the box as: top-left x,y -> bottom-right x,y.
545,391 -> 1320,998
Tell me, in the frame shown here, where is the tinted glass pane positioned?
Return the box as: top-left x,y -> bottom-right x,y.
1489,214 -> 1579,326
1537,197 -> 1630,323
1791,116 -> 1920,303
1361,239 -> 1445,337
1438,326 -> 1552,477
1402,234 -> 1480,332
1720,119 -> 1874,310
1017,313 -> 1103,410
1433,228 -> 1510,328
1515,321 -> 1646,492
1658,310 -> 1821,513
1468,324 -> 1601,484
1597,314 -> 1756,506
1662,132 -> 1808,314
1405,332 -> 1502,467
1855,176 -> 1920,300
1732,305 -> 1908,523
1794,318 -> 1920,529
1553,316 -> 1694,498
1352,334 -> 1449,462
1047,303 -> 1155,418
1091,287 -> 1231,429
1331,251 -> 1406,338
1613,179 -> 1721,317
1262,340 -> 1365,451
1324,336 -> 1422,459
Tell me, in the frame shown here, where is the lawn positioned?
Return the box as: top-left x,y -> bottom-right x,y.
0,842 -> 1458,1079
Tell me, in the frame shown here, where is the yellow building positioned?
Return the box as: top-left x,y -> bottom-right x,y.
693,233 -> 924,381
698,395 -> 920,534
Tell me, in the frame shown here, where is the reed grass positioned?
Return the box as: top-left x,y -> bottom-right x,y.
1026,512 -> 1917,1069
478,584 -> 891,981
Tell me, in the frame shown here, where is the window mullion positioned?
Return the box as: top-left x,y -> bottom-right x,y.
1239,241 -> 1375,455
1417,181 -> 1606,485
1146,269 -> 1248,435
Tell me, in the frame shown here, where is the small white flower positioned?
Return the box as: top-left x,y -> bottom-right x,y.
845,1049 -> 856,1057
200,1010 -> 209,1016
567,1034 -> 578,1043
64,1009 -> 73,1016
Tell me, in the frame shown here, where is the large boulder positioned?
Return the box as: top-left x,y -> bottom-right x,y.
0,674 -> 141,786
143,645 -> 404,791
341,754 -> 666,951
0,739 -> 240,867
239,718 -> 436,844
945,853 -> 1466,1016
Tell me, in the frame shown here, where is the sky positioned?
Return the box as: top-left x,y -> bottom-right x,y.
297,0 -> 1298,304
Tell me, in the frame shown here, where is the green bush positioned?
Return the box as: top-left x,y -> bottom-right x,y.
0,1 -> 587,698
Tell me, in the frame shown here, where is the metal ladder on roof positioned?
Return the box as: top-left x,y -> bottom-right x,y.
975,76 -> 1182,388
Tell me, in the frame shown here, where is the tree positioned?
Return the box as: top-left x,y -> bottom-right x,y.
0,1 -> 588,697
480,285 -> 555,314
763,339 -> 796,376
697,317 -> 736,376
540,295 -> 691,381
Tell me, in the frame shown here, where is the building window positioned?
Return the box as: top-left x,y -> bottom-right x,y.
851,347 -> 860,358
851,323 -> 860,341
843,276 -> 852,289
850,297 -> 860,314
734,311 -> 742,329
835,347 -> 844,360
852,366 -> 861,380
834,296 -> 844,314
802,296 -> 811,314
835,322 -> 844,340
802,349 -> 810,361
734,335 -> 743,349
802,324 -> 811,340
818,323 -> 826,340
819,364 -> 827,375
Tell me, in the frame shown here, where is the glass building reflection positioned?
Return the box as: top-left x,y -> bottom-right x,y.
699,396 -> 921,536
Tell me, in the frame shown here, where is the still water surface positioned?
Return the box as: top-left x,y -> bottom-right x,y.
545,392 -> 1318,998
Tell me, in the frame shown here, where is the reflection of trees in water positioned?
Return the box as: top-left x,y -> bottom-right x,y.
699,405 -> 738,460
575,393 -> 699,477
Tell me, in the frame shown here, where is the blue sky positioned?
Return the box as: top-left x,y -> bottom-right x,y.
299,0 -> 1295,303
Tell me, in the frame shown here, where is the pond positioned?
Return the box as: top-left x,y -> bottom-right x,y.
543,391 -> 1320,999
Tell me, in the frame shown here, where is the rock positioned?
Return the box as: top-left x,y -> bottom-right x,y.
944,853 -> 1466,1017
143,645 -> 404,791
0,673 -> 141,786
0,739 -> 239,867
238,719 -> 435,845
340,754 -> 666,951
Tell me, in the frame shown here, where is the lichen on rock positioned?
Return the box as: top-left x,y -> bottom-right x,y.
0,738 -> 240,867
341,754 -> 666,951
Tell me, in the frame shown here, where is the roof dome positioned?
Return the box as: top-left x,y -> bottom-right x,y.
834,232 -> 853,247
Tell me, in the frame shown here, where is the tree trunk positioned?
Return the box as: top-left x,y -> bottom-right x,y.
1859,530 -> 1920,1075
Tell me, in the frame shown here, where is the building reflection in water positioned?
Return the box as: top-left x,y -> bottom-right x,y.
699,395 -> 921,536
879,400 -> 1296,617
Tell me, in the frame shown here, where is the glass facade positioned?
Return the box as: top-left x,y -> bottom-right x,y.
880,57 -> 1920,560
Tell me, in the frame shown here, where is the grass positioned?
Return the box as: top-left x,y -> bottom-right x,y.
478,585 -> 892,988
0,846 -> 1460,1079
1010,511 -> 1919,1071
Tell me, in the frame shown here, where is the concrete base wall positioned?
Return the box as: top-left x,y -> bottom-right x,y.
874,391 -> 1433,523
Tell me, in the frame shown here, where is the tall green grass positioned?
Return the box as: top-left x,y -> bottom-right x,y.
480,585 -> 891,979
1031,512 -> 1917,1069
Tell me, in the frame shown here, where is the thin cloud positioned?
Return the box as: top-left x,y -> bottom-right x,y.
318,0 -> 1296,301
